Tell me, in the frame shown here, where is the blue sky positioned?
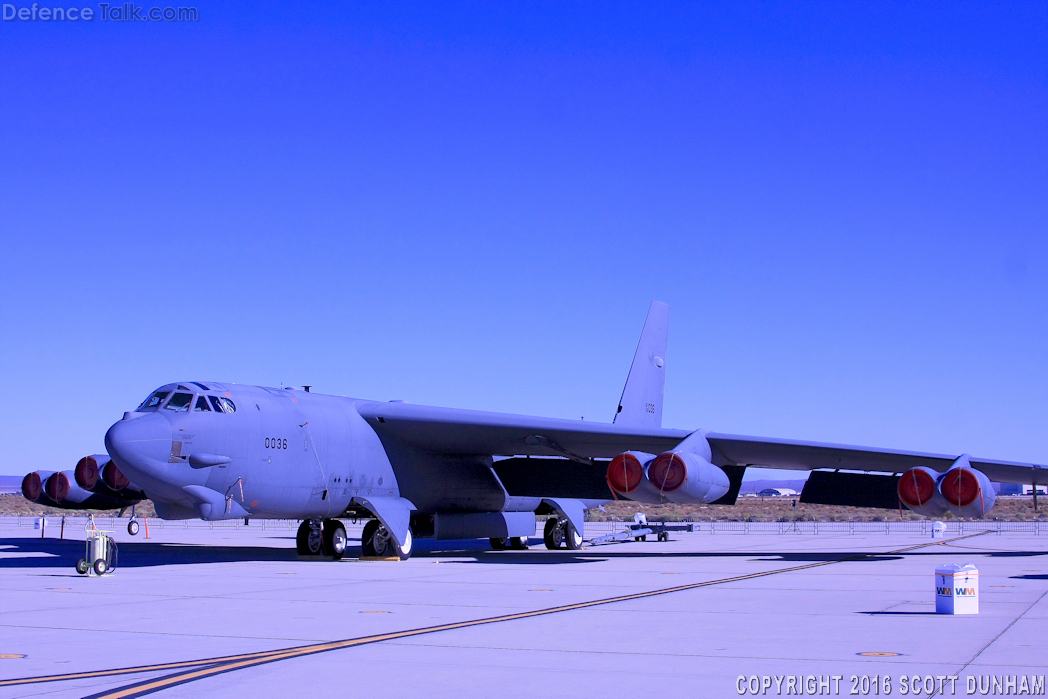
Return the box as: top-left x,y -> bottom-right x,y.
1,2 -> 1045,478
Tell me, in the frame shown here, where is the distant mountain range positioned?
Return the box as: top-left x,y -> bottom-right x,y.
0,475 -> 22,494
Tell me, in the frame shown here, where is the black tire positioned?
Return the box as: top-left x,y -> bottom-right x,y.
75,558 -> 88,575
361,519 -> 380,557
510,536 -> 529,550
564,522 -> 583,550
543,518 -> 559,549
658,532 -> 668,542
127,520 -> 140,536
92,558 -> 107,576
296,521 -> 323,556
544,518 -> 566,550
640,535 -> 647,542
489,537 -> 509,550
322,520 -> 348,560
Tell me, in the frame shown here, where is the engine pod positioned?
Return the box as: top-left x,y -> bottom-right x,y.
938,459 -> 996,518
647,451 -> 729,504
898,467 -> 950,517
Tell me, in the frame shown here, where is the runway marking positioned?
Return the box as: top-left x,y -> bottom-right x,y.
0,532 -> 988,697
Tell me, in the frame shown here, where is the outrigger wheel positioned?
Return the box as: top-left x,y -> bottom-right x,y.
296,520 -> 323,556
127,519 -> 140,536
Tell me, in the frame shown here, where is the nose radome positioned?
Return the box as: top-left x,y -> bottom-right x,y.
105,412 -> 172,475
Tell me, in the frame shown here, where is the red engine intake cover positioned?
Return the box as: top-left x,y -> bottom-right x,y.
21,472 -> 42,502
75,456 -> 100,490
898,468 -> 937,508
607,453 -> 644,494
939,467 -> 981,508
103,462 -> 130,491
648,452 -> 687,492
45,472 -> 70,502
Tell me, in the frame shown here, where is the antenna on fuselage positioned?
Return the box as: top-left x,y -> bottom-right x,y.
302,386 -> 312,392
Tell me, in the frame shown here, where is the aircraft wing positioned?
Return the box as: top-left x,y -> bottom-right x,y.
706,433 -> 1047,485
356,401 -> 691,459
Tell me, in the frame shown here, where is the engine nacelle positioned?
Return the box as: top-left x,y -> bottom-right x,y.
21,471 -> 53,503
75,454 -> 112,491
45,471 -> 71,502
22,468 -> 141,510
646,451 -> 729,504
938,457 -> 996,518
606,452 -> 664,503
103,461 -> 131,491
897,467 -> 950,517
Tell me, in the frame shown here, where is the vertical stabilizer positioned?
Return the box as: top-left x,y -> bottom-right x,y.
613,301 -> 669,428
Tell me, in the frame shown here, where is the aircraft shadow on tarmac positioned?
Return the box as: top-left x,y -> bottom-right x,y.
5,537 -> 1039,569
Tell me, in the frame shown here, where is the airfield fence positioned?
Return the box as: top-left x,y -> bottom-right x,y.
1,516 -> 1044,536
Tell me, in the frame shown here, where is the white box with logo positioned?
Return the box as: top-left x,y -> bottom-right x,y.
935,563 -> 978,614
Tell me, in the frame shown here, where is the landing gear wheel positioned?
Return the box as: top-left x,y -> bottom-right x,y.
322,520 -> 347,560
92,558 -> 107,576
361,520 -> 380,557
127,519 -> 140,536
296,520 -> 323,556
544,518 -> 565,550
75,558 -> 88,575
657,531 -> 668,542
364,521 -> 412,560
564,522 -> 583,550
395,528 -> 413,561
489,537 -> 509,550
510,536 -> 529,550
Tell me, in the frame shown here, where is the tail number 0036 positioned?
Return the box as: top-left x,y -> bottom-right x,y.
265,438 -> 288,449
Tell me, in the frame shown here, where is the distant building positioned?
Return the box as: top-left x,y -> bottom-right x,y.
757,488 -> 799,497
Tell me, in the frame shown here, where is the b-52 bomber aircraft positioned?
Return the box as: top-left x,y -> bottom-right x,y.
22,302 -> 1046,560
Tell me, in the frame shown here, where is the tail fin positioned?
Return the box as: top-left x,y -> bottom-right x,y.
613,301 -> 669,428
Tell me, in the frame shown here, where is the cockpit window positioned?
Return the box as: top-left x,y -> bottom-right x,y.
218,397 -> 236,414
138,391 -> 170,412
208,396 -> 225,413
164,392 -> 193,412
194,396 -> 211,412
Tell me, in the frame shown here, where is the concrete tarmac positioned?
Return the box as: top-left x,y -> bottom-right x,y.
1,522 -> 1046,698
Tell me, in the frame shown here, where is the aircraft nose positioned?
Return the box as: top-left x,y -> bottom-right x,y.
105,412 -> 171,477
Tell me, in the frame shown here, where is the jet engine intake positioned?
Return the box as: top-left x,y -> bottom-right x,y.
897,467 -> 950,517
938,456 -> 995,518
103,461 -> 131,491
75,454 -> 112,491
21,471 -> 50,503
606,452 -> 663,503
45,471 -> 71,502
646,451 -> 729,504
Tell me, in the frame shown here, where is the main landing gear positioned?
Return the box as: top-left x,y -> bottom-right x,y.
543,517 -> 582,550
361,519 -> 412,560
296,519 -> 347,559
489,536 -> 530,550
